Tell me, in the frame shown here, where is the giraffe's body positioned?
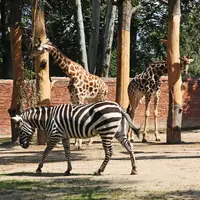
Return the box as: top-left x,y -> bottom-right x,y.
34,39 -> 108,148
127,57 -> 193,143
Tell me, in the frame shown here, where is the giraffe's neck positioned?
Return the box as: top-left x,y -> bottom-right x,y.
48,46 -> 86,78
143,62 -> 168,78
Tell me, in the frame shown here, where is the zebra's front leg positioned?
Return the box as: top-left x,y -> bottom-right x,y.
36,138 -> 59,173
94,140 -> 112,175
62,138 -> 72,175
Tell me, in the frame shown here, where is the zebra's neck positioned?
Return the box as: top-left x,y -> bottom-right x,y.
22,106 -> 53,131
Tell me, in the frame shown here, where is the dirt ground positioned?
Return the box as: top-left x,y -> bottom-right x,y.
1,131 -> 200,200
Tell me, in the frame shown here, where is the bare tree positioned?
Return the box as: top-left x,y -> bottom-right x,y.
32,0 -> 51,144
75,0 -> 88,71
8,0 -> 24,143
116,0 -> 150,109
97,0 -> 117,77
88,0 -> 100,74
167,0 -> 182,143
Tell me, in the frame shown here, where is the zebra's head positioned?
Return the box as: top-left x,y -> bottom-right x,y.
12,115 -> 34,149
180,56 -> 194,75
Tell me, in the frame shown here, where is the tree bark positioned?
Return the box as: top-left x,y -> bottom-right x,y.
75,0 -> 89,71
98,0 -> 117,77
116,0 -> 132,109
167,0 -> 182,143
32,0 -> 50,145
88,0 -> 100,74
8,0 -> 24,143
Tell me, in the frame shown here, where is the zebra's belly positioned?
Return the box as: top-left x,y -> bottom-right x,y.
62,128 -> 99,139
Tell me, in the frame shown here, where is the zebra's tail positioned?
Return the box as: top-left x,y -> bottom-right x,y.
126,104 -> 131,114
120,108 -> 140,139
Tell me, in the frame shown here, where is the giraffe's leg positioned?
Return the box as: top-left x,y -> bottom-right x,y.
94,137 -> 113,175
71,96 -> 85,150
143,94 -> 151,143
87,137 -> 93,146
128,92 -> 142,142
36,138 -> 59,173
62,138 -> 72,175
154,90 -> 161,141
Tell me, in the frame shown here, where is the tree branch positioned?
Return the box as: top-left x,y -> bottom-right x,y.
131,0 -> 151,16
157,0 -> 168,5
111,0 -> 122,6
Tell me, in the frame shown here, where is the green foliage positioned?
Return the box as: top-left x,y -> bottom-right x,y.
0,0 -> 200,78
109,49 -> 117,77
180,1 -> 200,77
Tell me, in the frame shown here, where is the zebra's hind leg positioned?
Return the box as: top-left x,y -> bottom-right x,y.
62,138 -> 72,175
94,139 -> 113,176
36,138 -> 59,173
115,134 -> 137,175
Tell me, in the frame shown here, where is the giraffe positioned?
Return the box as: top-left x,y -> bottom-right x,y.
127,56 -> 194,143
34,39 -> 108,149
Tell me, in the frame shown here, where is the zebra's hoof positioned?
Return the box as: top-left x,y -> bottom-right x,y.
156,138 -> 161,142
64,170 -> 71,176
94,170 -> 101,176
142,138 -> 148,143
36,168 -> 42,174
130,169 -> 138,175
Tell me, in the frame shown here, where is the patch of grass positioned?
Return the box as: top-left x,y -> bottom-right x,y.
0,179 -> 132,200
0,179 -> 199,200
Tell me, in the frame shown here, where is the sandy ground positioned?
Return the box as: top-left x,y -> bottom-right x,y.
1,131 -> 200,199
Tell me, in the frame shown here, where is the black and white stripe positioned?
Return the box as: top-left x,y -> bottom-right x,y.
13,101 -> 139,175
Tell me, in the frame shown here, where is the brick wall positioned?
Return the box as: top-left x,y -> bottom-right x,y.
1,77 -> 200,136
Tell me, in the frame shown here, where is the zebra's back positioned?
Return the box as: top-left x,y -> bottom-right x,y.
53,101 -> 123,139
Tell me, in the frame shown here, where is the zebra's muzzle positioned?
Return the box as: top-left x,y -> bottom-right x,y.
20,141 -> 29,149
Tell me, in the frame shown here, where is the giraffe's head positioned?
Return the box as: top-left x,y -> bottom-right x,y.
180,56 -> 194,75
31,38 -> 53,56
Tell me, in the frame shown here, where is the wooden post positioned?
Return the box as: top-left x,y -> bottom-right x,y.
8,0 -> 24,143
32,0 -> 50,145
167,0 -> 182,143
116,0 -> 132,109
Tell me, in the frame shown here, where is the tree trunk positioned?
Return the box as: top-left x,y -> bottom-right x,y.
75,0 -> 89,71
167,0 -> 182,143
116,0 -> 132,109
97,0 -> 117,77
88,0 -> 100,74
1,0 -> 12,78
32,0 -> 50,145
8,0 -> 24,143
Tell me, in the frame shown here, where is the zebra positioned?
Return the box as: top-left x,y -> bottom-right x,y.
12,101 -> 140,175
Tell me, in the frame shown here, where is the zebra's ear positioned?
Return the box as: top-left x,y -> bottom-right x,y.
11,115 -> 22,123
